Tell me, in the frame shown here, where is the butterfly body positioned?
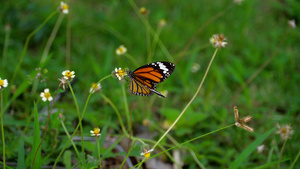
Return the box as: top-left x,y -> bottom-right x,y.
127,61 -> 175,98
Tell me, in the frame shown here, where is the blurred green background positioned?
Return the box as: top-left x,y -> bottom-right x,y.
0,0 -> 299,168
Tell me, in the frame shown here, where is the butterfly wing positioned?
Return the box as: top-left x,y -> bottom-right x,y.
128,61 -> 175,97
129,76 -> 155,96
133,62 -> 175,83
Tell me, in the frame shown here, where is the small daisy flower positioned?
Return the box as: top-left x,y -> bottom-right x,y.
210,34 -> 227,48
0,77 -> 8,89
257,144 -> 265,153
90,83 -> 101,93
62,70 -> 75,81
276,123 -> 294,140
233,0 -> 243,5
112,68 -> 127,81
115,45 -> 127,55
90,127 -> 101,137
159,19 -> 166,27
40,88 -> 53,102
141,148 -> 154,159
191,63 -> 200,73
140,7 -> 149,16
288,19 -> 296,29
234,106 -> 254,132
59,2 -> 69,14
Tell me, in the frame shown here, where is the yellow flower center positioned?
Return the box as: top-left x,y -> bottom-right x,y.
281,128 -> 287,133
144,152 -> 151,159
94,128 -> 100,134
0,79 -> 3,86
65,71 -> 72,77
140,7 -> 147,15
91,83 -> 97,88
117,69 -> 126,76
62,4 -> 68,10
44,92 -> 51,99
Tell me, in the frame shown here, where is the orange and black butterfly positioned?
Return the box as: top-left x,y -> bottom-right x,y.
127,61 -> 175,98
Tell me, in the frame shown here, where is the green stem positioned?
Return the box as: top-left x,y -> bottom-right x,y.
157,124 -> 234,158
100,93 -> 129,136
1,91 -> 6,169
11,11 -> 57,84
68,82 -> 86,168
31,13 -> 65,96
152,48 -> 219,149
40,13 -> 64,64
60,119 -> 81,162
278,139 -> 287,169
31,86 -> 60,169
96,137 -> 102,169
128,0 -> 173,62
132,124 -> 234,168
136,159 -> 145,169
289,149 -> 300,169
151,122 -> 204,168
53,75 -> 112,168
120,140 -> 137,169
100,93 -> 145,145
121,84 -> 130,131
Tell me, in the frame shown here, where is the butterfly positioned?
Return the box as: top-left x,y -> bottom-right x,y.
127,61 -> 175,98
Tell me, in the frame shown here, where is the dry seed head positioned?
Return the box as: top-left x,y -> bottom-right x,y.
240,116 -> 252,123
234,106 -> 239,122
235,122 -> 254,132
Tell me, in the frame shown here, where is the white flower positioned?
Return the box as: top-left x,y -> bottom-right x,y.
115,45 -> 127,55
90,83 -> 101,93
210,34 -> 227,48
191,63 -> 200,73
257,145 -> 265,153
288,19 -> 296,29
59,2 -> 69,14
159,19 -> 166,27
276,123 -> 294,140
90,127 -> 101,137
62,70 -> 75,80
0,78 -> 8,89
40,88 -> 53,102
140,149 -> 154,159
113,68 -> 127,81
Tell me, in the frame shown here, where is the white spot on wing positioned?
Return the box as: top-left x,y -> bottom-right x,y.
157,62 -> 169,74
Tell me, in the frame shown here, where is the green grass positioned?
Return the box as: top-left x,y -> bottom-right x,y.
0,0 -> 300,168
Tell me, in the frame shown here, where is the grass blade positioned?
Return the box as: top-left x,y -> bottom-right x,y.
17,134 -> 25,169
31,103 -> 41,169
63,150 -> 72,169
229,128 -> 275,169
